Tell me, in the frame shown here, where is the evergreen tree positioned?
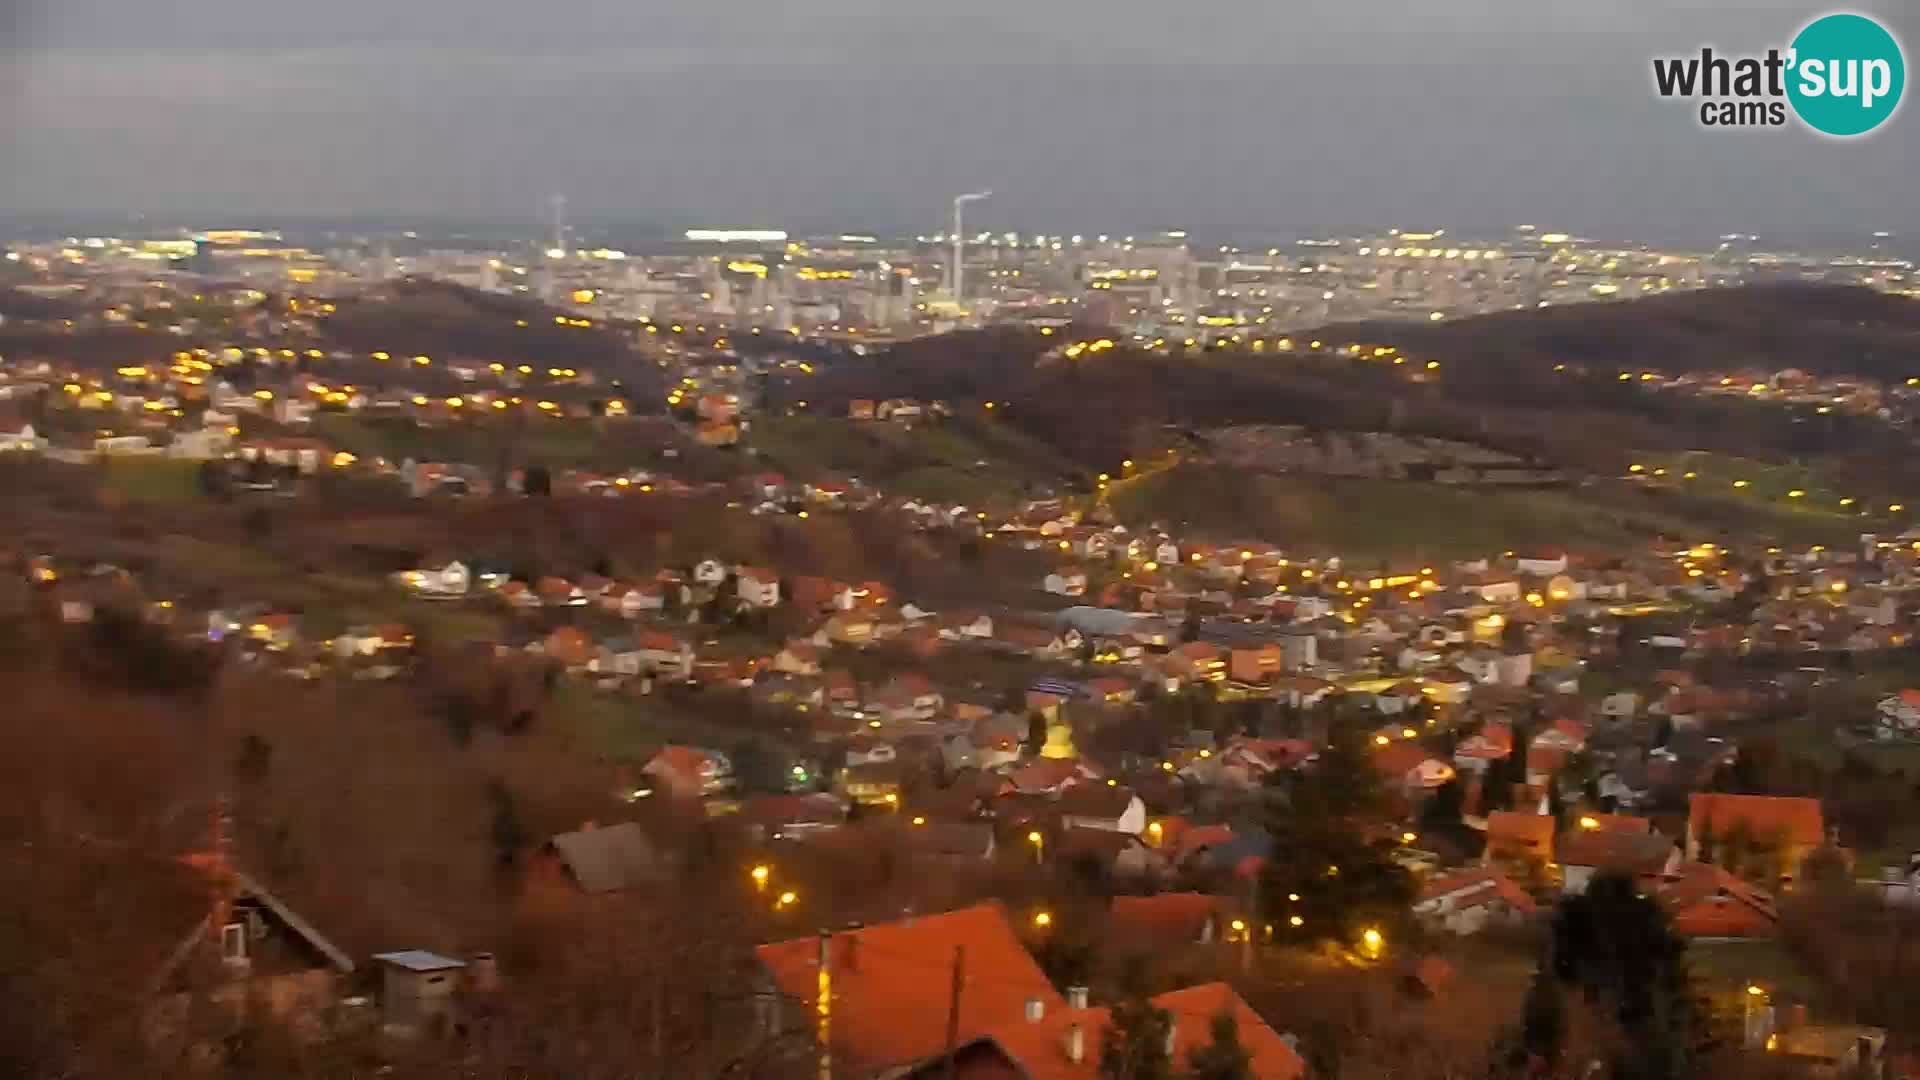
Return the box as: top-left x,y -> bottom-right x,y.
1518,966 -> 1566,1065
1099,994 -> 1174,1080
1421,777 -> 1465,829
1259,720 -> 1415,942
1547,874 -> 1710,1080
487,780 -> 527,868
1186,1010 -> 1254,1080
1027,711 -> 1049,757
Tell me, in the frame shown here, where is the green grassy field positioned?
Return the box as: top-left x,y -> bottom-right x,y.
1111,462 -> 1865,561
97,457 -> 202,503
552,682 -> 677,763
750,415 -> 1078,505
1637,450 -> 1904,532
1109,465 -> 1645,560
314,414 -> 608,470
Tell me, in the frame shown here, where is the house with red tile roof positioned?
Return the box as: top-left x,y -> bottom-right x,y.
641,745 -> 733,800
1453,722 -> 1512,773
1000,757 -> 1098,797
1535,716 -> 1589,752
1210,737 -> 1314,789
755,904 -> 1063,1077
535,576 -> 586,607
735,566 -> 781,608
636,631 -> 694,680
1686,793 -> 1826,882
1107,893 -> 1241,947
600,581 -> 666,619
920,981 -> 1305,1080
1413,867 -> 1538,935
1654,862 -> 1779,939
540,626 -> 595,669
772,640 -> 823,676
1371,742 -> 1455,794
1162,642 -> 1226,682
1484,810 -> 1555,869
1559,826 -> 1678,895
1876,688 -> 1920,736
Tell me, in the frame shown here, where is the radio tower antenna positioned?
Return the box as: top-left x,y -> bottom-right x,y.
949,190 -> 991,305
549,193 -> 569,257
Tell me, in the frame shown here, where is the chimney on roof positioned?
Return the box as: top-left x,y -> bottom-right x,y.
1163,1019 -> 1178,1058
1067,985 -> 1089,1010
1024,997 -> 1046,1023
1064,1022 -> 1085,1063
468,952 -> 500,992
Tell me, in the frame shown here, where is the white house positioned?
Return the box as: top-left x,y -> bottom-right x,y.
1412,868 -> 1537,935
0,423 -> 46,454
1515,552 -> 1569,577
637,632 -> 695,680
1058,787 -> 1149,835
1877,690 -> 1920,738
1475,579 -> 1523,604
1493,649 -> 1533,687
603,583 -> 666,619
1044,567 -> 1088,597
939,612 -> 995,641
736,567 -> 782,609
398,560 -> 469,598
1455,648 -> 1500,684
1600,691 -> 1641,721
168,428 -> 232,460
692,559 -> 728,587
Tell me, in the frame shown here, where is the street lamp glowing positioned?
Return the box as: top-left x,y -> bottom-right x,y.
751,864 -> 770,888
1361,928 -> 1384,957
1027,831 -> 1043,845
777,890 -> 797,909
1033,912 -> 1052,928
1289,915 -> 1304,927
1401,832 -> 1417,844
1579,816 -> 1600,830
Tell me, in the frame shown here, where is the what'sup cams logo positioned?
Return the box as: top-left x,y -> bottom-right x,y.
1653,12 -> 1905,135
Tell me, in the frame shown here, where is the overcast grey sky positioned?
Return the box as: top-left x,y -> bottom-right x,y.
2,0 -> 1914,235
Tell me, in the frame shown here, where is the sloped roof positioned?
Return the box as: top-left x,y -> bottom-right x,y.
1559,829 -> 1675,875
1417,866 -> 1537,915
968,981 -> 1305,1080
757,903 -> 1061,1074
1688,793 -> 1825,849
1056,784 -> 1135,819
546,822 -> 662,894
1655,862 -> 1778,937
1108,892 -> 1231,943
1485,811 -> 1555,855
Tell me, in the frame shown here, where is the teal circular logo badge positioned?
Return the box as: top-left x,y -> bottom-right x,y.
1787,13 -> 1905,136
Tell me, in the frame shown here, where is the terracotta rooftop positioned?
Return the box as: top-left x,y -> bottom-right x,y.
1687,793 -> 1825,850
757,903 -> 1061,1074
967,981 -> 1305,1080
